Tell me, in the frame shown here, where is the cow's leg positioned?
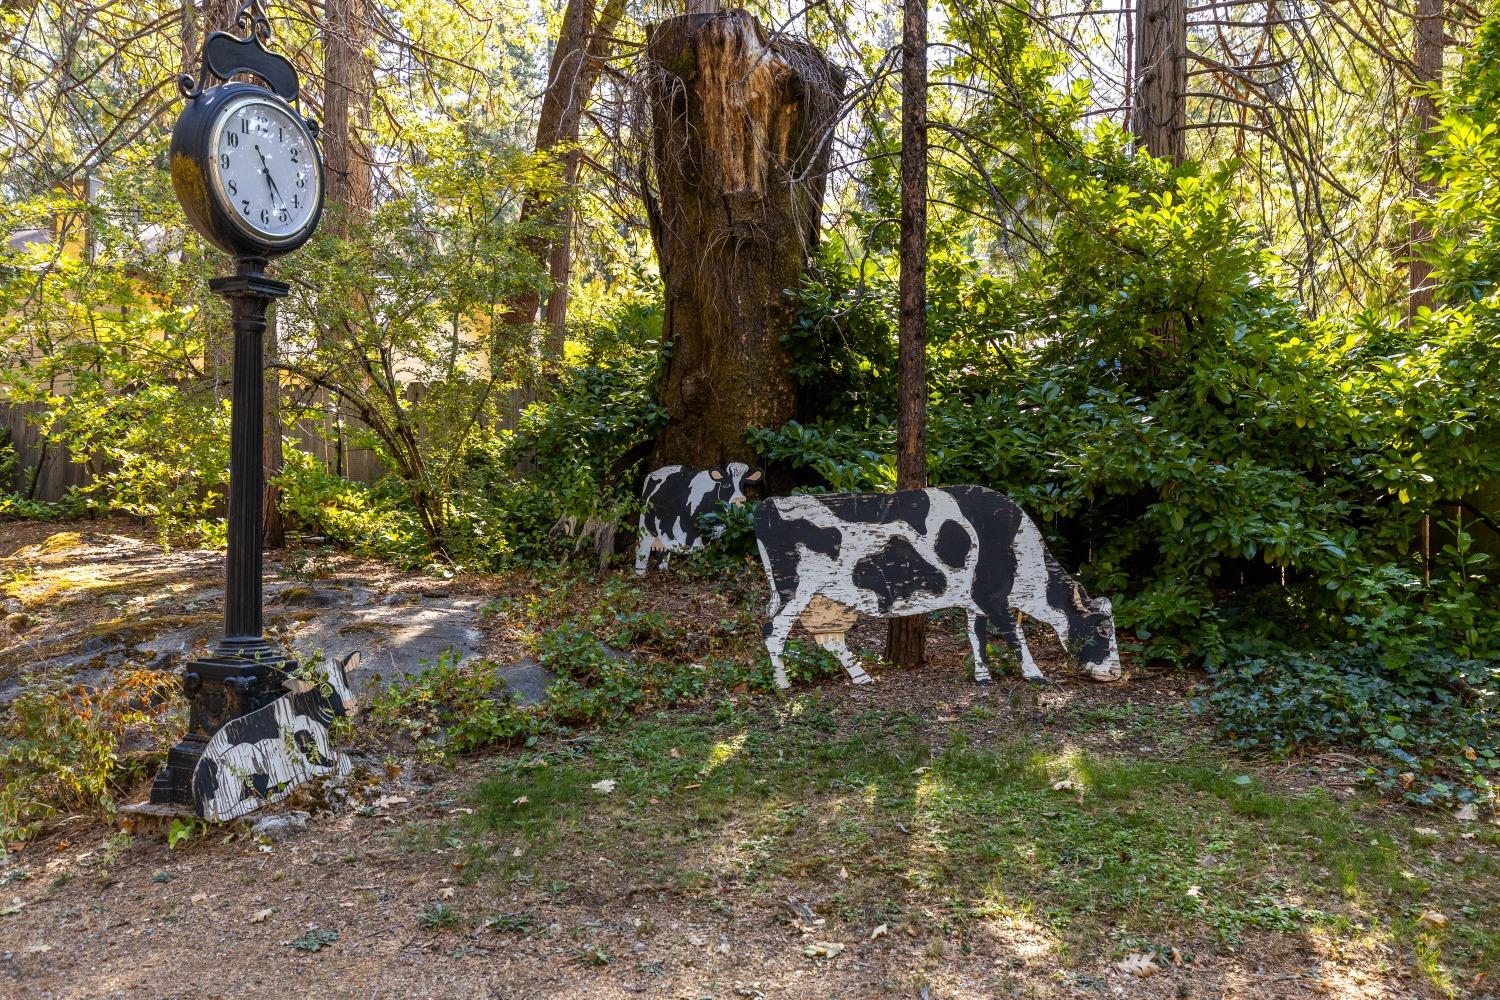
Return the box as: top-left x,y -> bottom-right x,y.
633,531 -> 653,576
814,631 -> 873,686
966,612 -> 993,684
763,588 -> 820,690
992,610 -> 1048,683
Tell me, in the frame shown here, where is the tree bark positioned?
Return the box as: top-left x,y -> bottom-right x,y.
643,10 -> 844,471
1407,0 -> 1443,320
263,308 -> 286,548
505,0 -> 626,362
1130,0 -> 1187,165
884,0 -> 928,669
197,0 -> 241,398
322,0 -> 375,222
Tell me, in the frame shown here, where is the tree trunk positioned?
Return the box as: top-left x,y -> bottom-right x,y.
323,0 -> 375,222
1130,0 -> 1186,165
643,10 -> 844,471
505,0 -> 626,362
1407,0 -> 1443,320
198,0 -> 241,398
884,0 -> 929,669
263,308 -> 286,548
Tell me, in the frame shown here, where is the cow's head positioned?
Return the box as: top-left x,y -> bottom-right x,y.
1075,596 -> 1122,682
286,650 -> 362,719
708,462 -> 763,506
328,650 -> 361,718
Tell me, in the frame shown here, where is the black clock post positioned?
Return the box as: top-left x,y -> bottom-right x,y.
149,260 -> 292,805
149,1 -> 325,808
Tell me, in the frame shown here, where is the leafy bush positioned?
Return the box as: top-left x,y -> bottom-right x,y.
0,670 -> 182,841
276,451 -> 431,567
1205,645 -> 1498,807
366,652 -> 541,757
760,137 -> 1500,669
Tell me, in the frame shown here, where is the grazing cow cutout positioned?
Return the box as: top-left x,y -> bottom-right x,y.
635,462 -> 763,575
192,651 -> 361,822
755,486 -> 1122,689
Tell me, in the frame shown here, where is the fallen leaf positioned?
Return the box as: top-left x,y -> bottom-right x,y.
803,941 -> 844,958
372,795 -> 408,809
1413,827 -> 1441,838
1399,772 -> 1416,787
1051,780 -> 1080,792
250,908 -> 273,924
512,846 -> 524,858
190,892 -> 208,904
1464,747 -> 1477,761
837,866 -> 848,880
1420,910 -> 1448,929
592,779 -> 616,795
1185,886 -> 1202,899
0,900 -> 26,917
22,943 -> 50,954
512,796 -> 529,805
669,748 -> 681,759
1114,952 -> 1159,978
1455,804 -> 1478,822
439,887 -> 456,900
869,924 -> 888,941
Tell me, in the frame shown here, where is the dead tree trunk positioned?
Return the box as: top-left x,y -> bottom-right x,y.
1408,0 -> 1443,320
323,0 -> 375,222
642,10 -> 844,471
884,0 -> 929,669
1130,0 -> 1186,165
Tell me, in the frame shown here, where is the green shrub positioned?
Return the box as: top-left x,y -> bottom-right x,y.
1205,645 -> 1498,807
0,670 -> 182,841
275,451 -> 431,567
367,651 -> 541,757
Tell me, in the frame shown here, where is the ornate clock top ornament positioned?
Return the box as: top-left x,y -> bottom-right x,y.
179,1 -> 295,104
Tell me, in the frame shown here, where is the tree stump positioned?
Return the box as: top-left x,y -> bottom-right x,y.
642,10 -> 844,471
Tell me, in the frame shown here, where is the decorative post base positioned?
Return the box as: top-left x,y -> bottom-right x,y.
150,645 -> 293,806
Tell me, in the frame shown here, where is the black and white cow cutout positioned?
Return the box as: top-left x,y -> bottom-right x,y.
754,486 -> 1122,689
192,651 -> 360,822
635,462 -> 763,575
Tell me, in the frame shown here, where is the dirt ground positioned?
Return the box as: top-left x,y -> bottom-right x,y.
0,522 -> 1495,1000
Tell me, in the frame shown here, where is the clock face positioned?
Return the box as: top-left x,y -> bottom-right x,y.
210,96 -> 320,243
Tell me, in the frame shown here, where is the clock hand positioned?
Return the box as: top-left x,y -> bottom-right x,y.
253,144 -> 282,206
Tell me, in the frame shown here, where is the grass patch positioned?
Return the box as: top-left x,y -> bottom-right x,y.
453,700 -> 1498,983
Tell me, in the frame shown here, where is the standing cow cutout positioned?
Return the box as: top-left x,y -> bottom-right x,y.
755,486 -> 1122,689
635,462 -> 763,575
192,651 -> 361,822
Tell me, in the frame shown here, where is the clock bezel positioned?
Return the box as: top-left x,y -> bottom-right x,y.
171,82 -> 325,259
207,92 -> 322,246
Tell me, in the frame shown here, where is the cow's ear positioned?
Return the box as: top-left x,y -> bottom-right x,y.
709,469 -> 724,481
744,468 -> 763,483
